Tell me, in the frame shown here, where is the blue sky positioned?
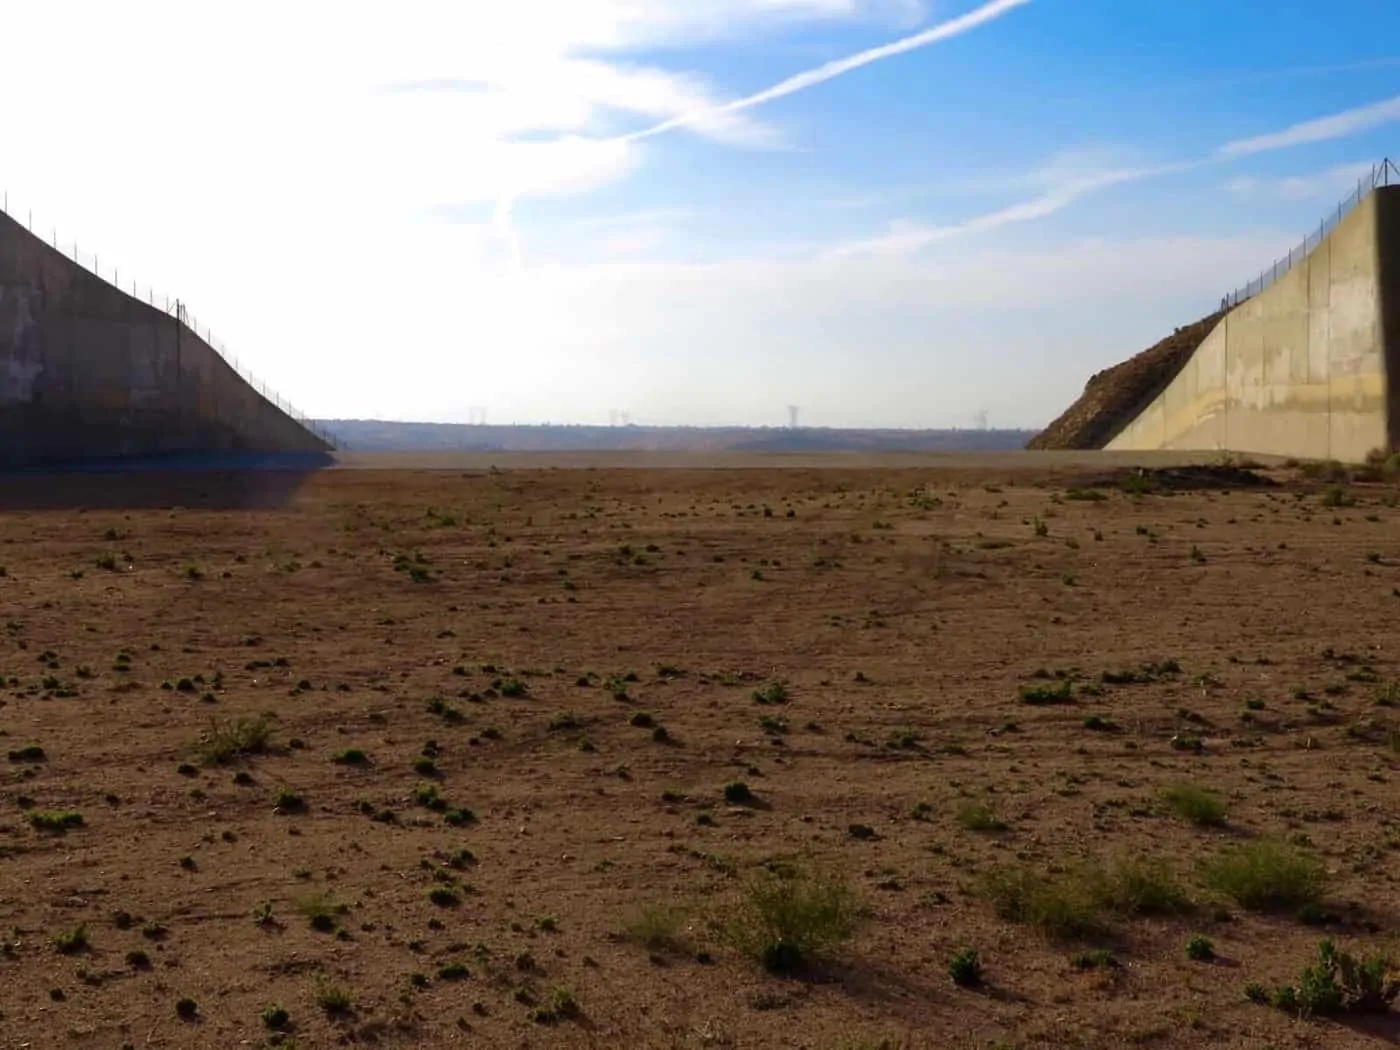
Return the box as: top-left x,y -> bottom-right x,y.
2,0 -> 1399,428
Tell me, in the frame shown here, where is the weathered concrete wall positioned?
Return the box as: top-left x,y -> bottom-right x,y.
0,209 -> 330,467
1107,186 -> 1398,463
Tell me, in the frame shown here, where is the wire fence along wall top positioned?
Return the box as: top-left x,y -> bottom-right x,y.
1221,158 -> 1399,311
0,194 -> 337,450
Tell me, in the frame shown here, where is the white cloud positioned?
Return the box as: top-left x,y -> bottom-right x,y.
820,160 -> 1193,258
1219,94 -> 1400,157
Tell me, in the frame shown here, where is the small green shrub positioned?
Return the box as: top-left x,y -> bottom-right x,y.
978,864 -> 1106,940
1200,839 -> 1327,913
1096,854 -> 1191,917
273,786 -> 306,813
1162,784 -> 1228,827
1020,680 -> 1073,705
979,853 -> 1189,940
956,802 -> 1007,832
1070,949 -> 1118,970
297,893 -> 345,933
722,867 -> 860,973
27,810 -> 84,833
1186,934 -> 1215,961
1269,940 -> 1399,1017
54,924 -> 89,954
316,982 -> 354,1017
752,682 -> 790,705
624,903 -> 691,955
948,947 -> 984,987
196,715 -> 274,765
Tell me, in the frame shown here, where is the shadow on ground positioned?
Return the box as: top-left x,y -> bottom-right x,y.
0,452 -> 332,510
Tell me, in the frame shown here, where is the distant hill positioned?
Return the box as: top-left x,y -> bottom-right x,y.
318,420 -> 1040,454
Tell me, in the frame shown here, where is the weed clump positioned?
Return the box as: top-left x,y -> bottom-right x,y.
979,854 -> 1189,939
721,867 -> 860,973
1019,680 -> 1073,705
196,715 -> 274,765
956,802 -> 1007,832
1186,934 -> 1216,962
1200,839 -> 1327,913
624,903 -> 692,955
1162,783 -> 1228,827
948,947 -> 984,987
54,924 -> 90,954
27,810 -> 84,833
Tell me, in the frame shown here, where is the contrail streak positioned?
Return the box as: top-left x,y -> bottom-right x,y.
619,0 -> 1033,144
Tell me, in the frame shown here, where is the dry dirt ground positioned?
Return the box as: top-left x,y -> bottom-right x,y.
2,457 -> 1400,1049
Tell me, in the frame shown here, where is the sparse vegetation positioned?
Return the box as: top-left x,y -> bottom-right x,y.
948,947 -> 984,987
12,457 -> 1400,1044
624,903 -> 692,955
979,853 -> 1189,939
956,802 -> 1007,832
1020,680 -> 1074,705
27,810 -> 84,833
1186,934 -> 1216,962
1262,939 -> 1399,1017
1162,783 -> 1228,827
195,715 -> 273,765
1200,839 -> 1327,913
53,924 -> 89,954
721,867 -> 861,973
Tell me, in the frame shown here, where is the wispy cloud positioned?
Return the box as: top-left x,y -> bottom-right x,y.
1219,93 -> 1400,157
821,161 -> 1193,259
823,88 -> 1400,261
490,0 -> 1033,264
620,0 -> 1032,143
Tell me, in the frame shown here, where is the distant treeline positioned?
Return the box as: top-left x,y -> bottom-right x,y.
318,420 -> 1040,453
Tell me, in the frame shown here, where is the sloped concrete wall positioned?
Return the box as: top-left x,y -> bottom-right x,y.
0,209 -> 329,467
1107,186 -> 1398,463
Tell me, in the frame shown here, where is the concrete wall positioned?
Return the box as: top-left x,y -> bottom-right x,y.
1107,186 -> 1399,463
0,209 -> 330,467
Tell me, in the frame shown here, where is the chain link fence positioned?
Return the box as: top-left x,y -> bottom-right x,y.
1221,157 -> 1399,311
0,192 -> 339,451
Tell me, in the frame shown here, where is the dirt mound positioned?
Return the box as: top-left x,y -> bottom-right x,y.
1028,309 -> 1228,450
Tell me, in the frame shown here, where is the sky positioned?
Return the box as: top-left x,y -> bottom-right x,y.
2,1 -> 1399,430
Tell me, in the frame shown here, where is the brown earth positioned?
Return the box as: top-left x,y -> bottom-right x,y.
2,458 -> 1400,1049
1028,310 -> 1227,450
